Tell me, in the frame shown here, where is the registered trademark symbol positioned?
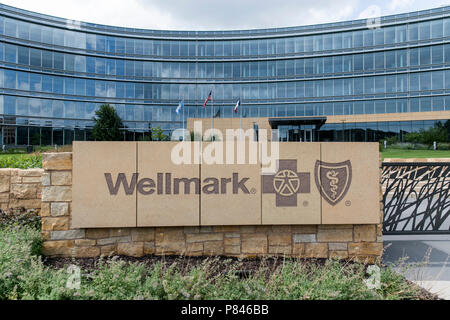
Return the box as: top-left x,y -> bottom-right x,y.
250,188 -> 257,194
345,201 -> 352,207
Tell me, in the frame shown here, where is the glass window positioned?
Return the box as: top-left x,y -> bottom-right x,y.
432,70 -> 444,90
305,59 -> 313,74
304,36 -> 313,52
420,72 -> 431,90
30,48 -> 41,67
364,77 -> 374,94
135,40 -> 143,55
397,49 -> 407,67
420,46 -> 431,65
386,51 -> 395,68
206,41 -> 214,56
232,41 -> 240,56
364,53 -> 374,70
354,54 -> 363,71
375,101 -> 385,113
410,98 -> 420,112
64,54 -> 75,71
42,27 -> 53,44
410,48 -> 419,66
42,50 -> 53,68
313,35 -> 322,51
333,33 -> 342,49
432,96 -> 444,111
223,41 -> 232,56
75,78 -> 85,96
75,56 -> 86,73
333,56 -> 342,73
126,39 -> 135,55
86,34 -> 96,50
432,45 -> 443,64
386,100 -> 397,113
295,37 -> 304,53
323,34 -> 332,50
409,23 -> 418,41
106,37 -> 116,53
374,28 -> 384,45
249,40 -> 258,55
4,19 -> 17,37
286,60 -> 294,76
171,41 -> 180,56
445,18 -> 450,37
276,38 -> 285,54
432,20 -> 443,38
354,101 -> 363,114
421,97 -> 431,112
386,75 -> 396,93
31,25 -> 43,43
286,38 -> 294,53
18,22 -> 29,40
375,52 -> 384,69
396,25 -> 407,42
343,55 -> 352,72
397,73 -> 408,92
295,59 -> 304,75
353,31 -> 363,47
18,46 -> 29,65
64,78 -> 74,95
374,76 -> 385,93
363,29 -> 373,46
53,76 -> 63,94
410,73 -> 420,91
4,44 -> 17,63
419,22 -> 431,40
276,60 -> 285,76
323,57 -> 332,73
343,32 -> 352,48
125,61 -> 134,77
116,38 -> 125,54
17,71 -> 28,90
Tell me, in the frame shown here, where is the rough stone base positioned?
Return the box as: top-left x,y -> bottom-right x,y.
40,152 -> 384,263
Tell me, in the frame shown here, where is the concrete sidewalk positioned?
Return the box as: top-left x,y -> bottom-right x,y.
383,235 -> 450,300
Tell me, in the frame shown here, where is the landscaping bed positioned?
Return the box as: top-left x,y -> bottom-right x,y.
0,210 -> 439,300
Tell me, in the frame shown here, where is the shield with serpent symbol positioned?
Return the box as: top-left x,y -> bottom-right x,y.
314,160 -> 352,206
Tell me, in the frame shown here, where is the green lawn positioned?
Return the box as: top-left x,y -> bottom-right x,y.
381,149 -> 450,160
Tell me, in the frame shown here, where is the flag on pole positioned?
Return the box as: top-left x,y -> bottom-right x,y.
176,100 -> 184,114
203,91 -> 212,107
234,98 -> 241,113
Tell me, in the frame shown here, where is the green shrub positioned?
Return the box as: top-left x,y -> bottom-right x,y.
0,221 -> 427,300
437,143 -> 450,150
0,154 -> 42,169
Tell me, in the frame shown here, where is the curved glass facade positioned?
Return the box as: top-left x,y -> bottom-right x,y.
0,4 -> 449,144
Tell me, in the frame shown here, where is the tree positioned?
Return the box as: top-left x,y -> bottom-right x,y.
92,104 -> 124,141
405,121 -> 448,146
151,126 -> 169,141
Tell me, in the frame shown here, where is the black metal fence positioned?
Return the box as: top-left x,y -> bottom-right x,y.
382,162 -> 450,235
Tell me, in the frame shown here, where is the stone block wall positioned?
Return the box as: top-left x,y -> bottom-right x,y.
0,168 -> 43,211
41,152 -> 384,263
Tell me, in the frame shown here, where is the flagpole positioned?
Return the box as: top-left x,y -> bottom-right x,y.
211,88 -> 214,141
182,100 -> 185,141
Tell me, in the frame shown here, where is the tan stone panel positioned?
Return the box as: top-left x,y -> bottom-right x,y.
137,142 -> 200,227
201,141 -> 261,226
262,143 -> 321,225
320,143 -> 380,225
72,142 -> 137,228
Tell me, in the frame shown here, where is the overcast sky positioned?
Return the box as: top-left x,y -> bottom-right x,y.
2,0 -> 450,30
